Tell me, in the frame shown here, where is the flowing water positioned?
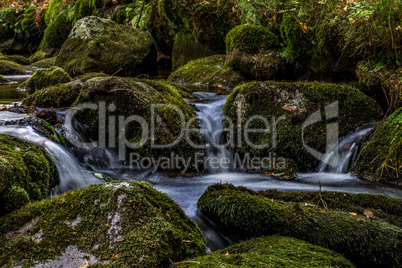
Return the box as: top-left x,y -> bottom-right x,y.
0,78 -> 401,251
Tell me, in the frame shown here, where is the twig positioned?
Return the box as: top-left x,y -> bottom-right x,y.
136,0 -> 146,28
317,181 -> 329,214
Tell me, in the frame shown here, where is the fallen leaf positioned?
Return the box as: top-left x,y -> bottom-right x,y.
225,251 -> 230,256
298,22 -> 308,33
348,212 -> 357,216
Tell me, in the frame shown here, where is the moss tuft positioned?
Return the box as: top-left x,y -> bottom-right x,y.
0,181 -> 206,266
0,134 -> 59,216
198,184 -> 402,267
177,235 -> 354,267
20,66 -> 72,91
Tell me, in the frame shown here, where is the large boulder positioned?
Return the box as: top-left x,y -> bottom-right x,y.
177,236 -> 354,267
19,67 -> 72,91
0,181 -> 206,267
168,55 -> 245,89
55,16 -> 156,77
198,184 -> 402,267
223,81 -> 380,171
225,24 -> 283,80
352,107 -> 402,185
0,60 -> 26,75
0,134 -> 59,216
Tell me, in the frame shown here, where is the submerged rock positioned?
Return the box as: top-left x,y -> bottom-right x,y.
177,235 -> 354,267
198,184 -> 402,267
0,60 -> 26,75
352,107 -> 402,185
0,134 -> 59,216
0,181 -> 206,267
55,16 -> 156,77
20,66 -> 72,91
223,81 -> 380,171
168,55 -> 245,89
225,24 -> 283,80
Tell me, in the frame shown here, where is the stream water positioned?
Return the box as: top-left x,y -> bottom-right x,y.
0,76 -> 401,251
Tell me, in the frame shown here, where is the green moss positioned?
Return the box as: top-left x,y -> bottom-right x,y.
73,0 -> 99,24
352,107 -> 402,184
31,57 -> 56,68
0,134 -> 59,216
20,66 -> 72,91
0,55 -> 30,65
223,81 -> 381,171
22,81 -> 81,108
168,55 -> 245,89
177,236 -> 354,267
0,181 -> 206,266
260,189 -> 402,228
0,60 -> 26,75
55,16 -> 155,77
226,24 -> 279,54
198,184 -> 402,267
40,11 -> 73,50
71,76 -> 203,171
29,50 -> 47,63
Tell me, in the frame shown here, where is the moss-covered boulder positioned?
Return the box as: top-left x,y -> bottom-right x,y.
0,181 -> 206,267
71,77 -> 203,170
0,134 -> 59,216
75,72 -> 109,82
22,80 -> 82,108
352,108 -> 402,185
0,74 -> 10,84
31,57 -> 56,68
19,67 -> 72,91
225,25 -> 283,80
198,184 -> 402,267
177,236 -> 354,267
357,60 -> 402,115
0,54 -> 30,65
29,50 -> 47,63
168,55 -> 245,89
55,16 -> 156,77
0,60 -> 26,75
223,81 -> 380,171
260,189 -> 402,228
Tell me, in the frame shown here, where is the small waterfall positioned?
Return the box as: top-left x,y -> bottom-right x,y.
193,92 -> 233,173
318,125 -> 374,173
0,122 -> 104,195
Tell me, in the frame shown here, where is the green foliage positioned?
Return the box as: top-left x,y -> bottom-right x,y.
223,81 -> 380,171
0,134 -> 59,216
352,107 -> 402,184
0,181 -> 206,266
20,66 -> 72,91
178,236 -> 354,267
225,24 -> 279,54
198,184 -> 402,267
168,55 -> 245,89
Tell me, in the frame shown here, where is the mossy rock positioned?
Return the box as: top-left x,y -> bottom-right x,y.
0,60 -> 26,75
71,76 -> 203,171
168,55 -> 245,89
0,181 -> 206,267
223,81 -> 381,171
0,134 -> 59,216
198,184 -> 402,267
19,66 -> 72,91
260,189 -> 402,228
0,55 -> 30,65
22,80 -> 82,108
352,108 -> 402,185
0,74 -> 10,84
29,50 -> 47,63
55,16 -> 156,77
31,57 -> 56,68
177,235 -> 354,267
225,24 -> 279,54
75,72 -> 109,82
356,60 -> 402,114
40,11 -> 73,52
